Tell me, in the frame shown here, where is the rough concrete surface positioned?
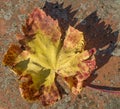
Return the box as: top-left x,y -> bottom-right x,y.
0,0 -> 120,109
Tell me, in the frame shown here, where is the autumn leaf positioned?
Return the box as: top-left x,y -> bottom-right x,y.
3,8 -> 96,106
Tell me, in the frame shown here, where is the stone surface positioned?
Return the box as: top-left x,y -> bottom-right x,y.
0,0 -> 120,109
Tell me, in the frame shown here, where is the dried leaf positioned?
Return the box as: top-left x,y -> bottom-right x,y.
3,8 -> 96,106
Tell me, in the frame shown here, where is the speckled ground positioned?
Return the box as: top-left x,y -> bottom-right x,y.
0,0 -> 120,109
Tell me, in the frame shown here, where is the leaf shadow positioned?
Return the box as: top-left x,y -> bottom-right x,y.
42,1 -> 119,93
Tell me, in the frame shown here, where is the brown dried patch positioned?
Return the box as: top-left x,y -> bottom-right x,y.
63,26 -> 84,51
22,8 -> 61,42
19,74 -> 40,101
64,75 -> 83,95
19,74 -> 60,106
39,83 -> 60,106
3,44 -> 22,67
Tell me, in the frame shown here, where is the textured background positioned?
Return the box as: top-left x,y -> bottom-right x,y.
0,0 -> 120,109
